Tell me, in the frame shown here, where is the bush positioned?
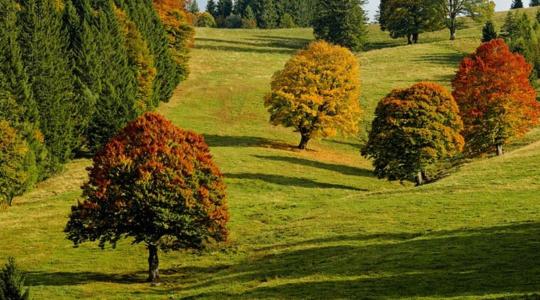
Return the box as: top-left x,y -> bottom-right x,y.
225,14 -> 243,28
452,39 -> 540,156
0,258 -> 29,300
279,13 -> 295,28
197,12 -> 216,27
264,41 -> 362,149
362,82 -> 464,185
65,112 -> 229,284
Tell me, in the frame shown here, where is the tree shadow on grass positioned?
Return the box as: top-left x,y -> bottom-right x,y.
176,223 -> 540,299
413,52 -> 465,67
225,173 -> 367,191
203,134 -> 297,151
194,44 -> 297,55
253,155 -> 372,177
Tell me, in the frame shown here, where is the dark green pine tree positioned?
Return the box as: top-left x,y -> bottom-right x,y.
512,0 -> 524,9
207,0 -> 218,18
252,0 -> 278,29
84,2 -> 139,152
313,0 -> 368,51
531,0 -> 540,6
17,0 -> 78,173
482,20 -> 498,42
115,0 -> 181,105
0,257 -> 30,300
218,0 -> 233,18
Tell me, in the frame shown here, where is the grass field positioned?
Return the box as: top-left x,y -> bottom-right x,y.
1,8 -> 540,299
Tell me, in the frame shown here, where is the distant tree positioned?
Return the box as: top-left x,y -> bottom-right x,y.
0,120 -> 31,206
379,0 -> 445,44
225,14 -> 243,28
252,0 -> 278,29
482,20 -> 498,42
0,257 -> 29,300
440,0 -> 495,40
207,0 -> 218,17
279,13 -> 295,28
362,82 -> 464,185
452,39 -> 540,156
511,0 -> 524,9
532,0 -> 540,6
313,0 -> 368,51
217,0 -> 233,19
65,113 -> 229,284
264,41 -> 362,149
197,12 -> 217,27
188,0 -> 199,13
242,5 -> 257,28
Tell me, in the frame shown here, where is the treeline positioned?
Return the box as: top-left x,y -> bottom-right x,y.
0,0 -> 193,205
203,0 -> 317,28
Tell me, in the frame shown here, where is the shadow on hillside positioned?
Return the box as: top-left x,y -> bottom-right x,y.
194,35 -> 312,55
175,222 -> 540,299
225,173 -> 367,191
204,134 -> 297,151
413,52 -> 465,67
253,155 -> 372,177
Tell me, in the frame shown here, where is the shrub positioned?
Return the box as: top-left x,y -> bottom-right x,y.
65,112 -> 229,284
225,14 -> 243,28
197,12 -> 216,27
0,257 -> 29,300
264,41 -> 361,149
452,39 -> 540,156
279,13 -> 295,28
362,82 -> 464,185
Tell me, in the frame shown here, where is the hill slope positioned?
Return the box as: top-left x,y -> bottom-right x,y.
0,10 -> 539,299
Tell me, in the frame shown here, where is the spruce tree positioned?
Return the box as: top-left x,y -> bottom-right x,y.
531,0 -> 540,6
252,0 -> 278,29
482,20 -> 497,42
18,0 -> 78,172
207,0 -> 218,18
512,0 -> 524,9
218,0 -> 233,18
313,0 -> 368,51
0,257 -> 29,300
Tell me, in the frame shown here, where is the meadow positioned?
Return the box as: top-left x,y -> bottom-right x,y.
1,8 -> 539,299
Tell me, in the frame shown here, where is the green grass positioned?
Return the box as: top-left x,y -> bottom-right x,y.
1,9 -> 540,299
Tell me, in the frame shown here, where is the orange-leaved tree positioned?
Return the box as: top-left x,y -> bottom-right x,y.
65,112 -> 229,284
264,40 -> 361,149
452,38 -> 540,156
362,82 -> 464,185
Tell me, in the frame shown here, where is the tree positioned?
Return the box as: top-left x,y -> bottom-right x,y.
264,41 -> 362,149
0,120 -> 31,206
217,0 -> 233,18
252,0 -> 278,29
242,5 -> 257,28
197,12 -> 217,27
188,0 -> 199,13
482,20 -> 497,42
65,112 -> 229,284
18,0 -> 79,173
452,39 -> 540,156
440,0 -> 495,40
379,0 -> 445,44
511,0 -> 524,9
207,0 -> 218,17
531,0 -> 540,6
0,257 -> 29,300
279,13 -> 295,28
362,82 -> 464,185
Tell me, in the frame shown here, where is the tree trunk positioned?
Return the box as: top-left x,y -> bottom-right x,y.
407,34 -> 412,45
416,171 -> 424,186
147,244 -> 160,284
496,144 -> 504,156
449,15 -> 456,40
298,134 -> 310,150
412,33 -> 419,44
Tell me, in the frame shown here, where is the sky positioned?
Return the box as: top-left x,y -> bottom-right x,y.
196,0 -> 511,21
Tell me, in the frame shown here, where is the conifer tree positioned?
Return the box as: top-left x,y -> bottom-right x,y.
531,0 -> 540,7
0,257 -> 29,300
18,0 -> 78,172
482,20 -> 497,42
207,0 -> 218,17
188,0 -> 199,13
512,0 -> 524,9
252,0 -> 278,29
313,0 -> 368,51
242,5 -> 257,28
218,0 -> 233,18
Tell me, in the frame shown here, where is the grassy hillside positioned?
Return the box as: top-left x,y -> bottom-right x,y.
1,9 -> 539,299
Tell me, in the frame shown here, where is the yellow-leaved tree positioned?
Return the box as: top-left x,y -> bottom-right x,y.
264,40 -> 361,149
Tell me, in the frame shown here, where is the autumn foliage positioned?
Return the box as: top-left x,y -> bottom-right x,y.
452,39 -> 540,156
362,82 -> 464,185
65,112 -> 229,283
264,40 -> 361,149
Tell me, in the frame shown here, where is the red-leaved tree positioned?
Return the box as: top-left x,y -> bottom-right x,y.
65,112 -> 229,284
452,38 -> 540,156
